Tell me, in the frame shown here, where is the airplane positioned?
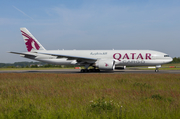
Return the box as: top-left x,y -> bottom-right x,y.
9,28 -> 173,72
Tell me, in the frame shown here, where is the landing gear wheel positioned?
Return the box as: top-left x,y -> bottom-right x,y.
85,69 -> 89,72
81,69 -> 89,73
80,68 -> 100,73
96,69 -> 100,72
89,69 -> 93,72
155,69 -> 159,72
81,69 -> 85,73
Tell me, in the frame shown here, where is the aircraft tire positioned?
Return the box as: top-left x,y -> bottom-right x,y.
96,69 -> 100,72
81,69 -> 85,73
80,69 -> 100,73
85,69 -> 89,72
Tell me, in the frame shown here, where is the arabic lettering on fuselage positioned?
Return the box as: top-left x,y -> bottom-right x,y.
122,60 -> 146,64
113,53 -> 151,61
90,52 -> 107,55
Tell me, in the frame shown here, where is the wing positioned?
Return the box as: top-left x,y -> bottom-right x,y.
9,51 -> 98,63
8,51 -> 37,59
37,52 -> 97,62
8,51 -> 29,55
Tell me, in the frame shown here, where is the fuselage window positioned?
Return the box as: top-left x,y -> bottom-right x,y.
164,55 -> 169,57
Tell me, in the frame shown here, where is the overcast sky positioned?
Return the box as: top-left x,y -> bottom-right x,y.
1,0 -> 180,63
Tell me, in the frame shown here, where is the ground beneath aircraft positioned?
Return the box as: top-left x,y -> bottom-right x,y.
0,69 -> 180,74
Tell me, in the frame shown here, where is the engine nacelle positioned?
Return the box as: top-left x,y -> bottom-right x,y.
96,60 -> 115,70
115,66 -> 126,70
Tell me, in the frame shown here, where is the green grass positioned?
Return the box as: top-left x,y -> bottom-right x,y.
131,63 -> 180,70
162,63 -> 180,67
160,68 -> 180,70
0,73 -> 180,118
139,68 -> 180,70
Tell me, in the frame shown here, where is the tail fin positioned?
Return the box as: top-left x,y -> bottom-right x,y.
20,28 -> 46,52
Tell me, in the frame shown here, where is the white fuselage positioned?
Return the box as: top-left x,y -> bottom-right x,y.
24,50 -> 172,66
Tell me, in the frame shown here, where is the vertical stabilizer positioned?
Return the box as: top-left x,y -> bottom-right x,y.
20,28 -> 46,52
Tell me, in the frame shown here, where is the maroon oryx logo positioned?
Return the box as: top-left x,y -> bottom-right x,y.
21,30 -> 40,52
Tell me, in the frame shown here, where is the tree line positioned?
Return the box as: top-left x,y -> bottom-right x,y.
0,61 -> 75,68
171,57 -> 180,63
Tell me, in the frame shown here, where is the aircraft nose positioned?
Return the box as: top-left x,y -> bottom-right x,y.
164,57 -> 173,63
170,57 -> 173,62
167,57 -> 173,63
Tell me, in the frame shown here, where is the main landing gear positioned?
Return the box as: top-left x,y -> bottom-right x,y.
155,65 -> 161,72
80,64 -> 100,73
80,69 -> 100,73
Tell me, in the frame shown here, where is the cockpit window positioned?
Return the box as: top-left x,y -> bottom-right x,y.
164,55 -> 169,57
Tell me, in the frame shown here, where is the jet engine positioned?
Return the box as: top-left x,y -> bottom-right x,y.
96,60 -> 115,70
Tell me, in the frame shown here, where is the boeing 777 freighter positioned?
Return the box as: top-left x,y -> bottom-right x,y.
9,28 -> 173,72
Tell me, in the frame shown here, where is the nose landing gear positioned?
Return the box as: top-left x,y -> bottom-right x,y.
155,65 -> 161,72
155,69 -> 159,72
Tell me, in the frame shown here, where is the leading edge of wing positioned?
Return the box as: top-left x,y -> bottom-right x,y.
8,51 -> 28,55
37,52 -> 97,61
8,51 -> 37,56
